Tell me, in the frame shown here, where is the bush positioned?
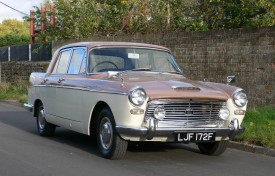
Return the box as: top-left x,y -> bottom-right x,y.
0,34 -> 29,47
0,82 -> 28,103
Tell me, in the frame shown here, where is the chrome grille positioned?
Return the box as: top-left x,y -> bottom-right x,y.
145,101 -> 225,128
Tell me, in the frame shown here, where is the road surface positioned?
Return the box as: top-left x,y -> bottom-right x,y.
0,102 -> 274,176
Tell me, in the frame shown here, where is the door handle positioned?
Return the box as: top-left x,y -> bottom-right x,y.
58,78 -> 65,83
42,79 -> 48,84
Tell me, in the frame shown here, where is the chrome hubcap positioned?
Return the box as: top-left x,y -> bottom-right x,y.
99,117 -> 113,150
38,107 -> 46,130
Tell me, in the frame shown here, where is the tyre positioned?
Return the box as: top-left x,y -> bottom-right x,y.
36,103 -> 56,137
198,140 -> 229,156
96,108 -> 128,159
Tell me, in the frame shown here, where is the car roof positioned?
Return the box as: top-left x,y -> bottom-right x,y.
58,42 -> 171,52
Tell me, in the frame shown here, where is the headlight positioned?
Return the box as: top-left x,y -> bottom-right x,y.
154,105 -> 166,120
219,107 -> 230,120
233,91 -> 248,107
128,87 -> 146,106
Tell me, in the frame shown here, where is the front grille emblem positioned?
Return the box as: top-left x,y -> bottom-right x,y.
185,108 -> 193,115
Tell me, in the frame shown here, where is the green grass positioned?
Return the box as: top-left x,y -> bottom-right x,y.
234,108 -> 275,149
0,82 -> 28,104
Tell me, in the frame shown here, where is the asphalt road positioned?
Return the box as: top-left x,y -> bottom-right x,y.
0,102 -> 274,176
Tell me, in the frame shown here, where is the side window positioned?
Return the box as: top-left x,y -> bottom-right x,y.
53,49 -> 72,74
68,48 -> 86,74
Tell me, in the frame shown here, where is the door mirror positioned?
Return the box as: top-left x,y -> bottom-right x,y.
227,75 -> 236,85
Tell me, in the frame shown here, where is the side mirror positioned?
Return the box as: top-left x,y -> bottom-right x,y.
227,75 -> 236,85
107,71 -> 119,78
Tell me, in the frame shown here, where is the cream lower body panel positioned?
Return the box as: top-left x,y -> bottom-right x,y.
46,113 -> 84,134
30,85 -> 146,136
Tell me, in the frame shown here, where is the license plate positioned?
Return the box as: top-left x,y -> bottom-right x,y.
176,132 -> 216,142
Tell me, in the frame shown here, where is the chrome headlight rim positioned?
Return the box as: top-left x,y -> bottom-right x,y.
233,90 -> 248,107
128,87 -> 147,106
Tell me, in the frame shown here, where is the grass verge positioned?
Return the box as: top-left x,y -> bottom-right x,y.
234,108 -> 275,149
0,82 -> 28,104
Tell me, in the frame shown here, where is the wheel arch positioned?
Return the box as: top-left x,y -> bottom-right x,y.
89,101 -> 114,136
33,99 -> 43,117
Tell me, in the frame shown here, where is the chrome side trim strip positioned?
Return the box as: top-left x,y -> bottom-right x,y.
32,85 -> 127,95
47,113 -> 82,123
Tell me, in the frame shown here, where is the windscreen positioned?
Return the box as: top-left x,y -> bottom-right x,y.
88,47 -> 181,74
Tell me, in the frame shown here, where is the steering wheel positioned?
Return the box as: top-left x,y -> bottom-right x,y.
91,61 -> 119,72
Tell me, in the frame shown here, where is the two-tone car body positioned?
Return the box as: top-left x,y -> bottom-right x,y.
25,42 -> 247,159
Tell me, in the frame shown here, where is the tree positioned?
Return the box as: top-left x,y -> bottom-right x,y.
29,0 -> 275,42
0,19 -> 29,47
196,0 -> 275,29
0,19 -> 29,37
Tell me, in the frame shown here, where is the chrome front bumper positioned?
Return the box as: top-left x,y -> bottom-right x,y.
23,103 -> 33,112
116,118 -> 245,141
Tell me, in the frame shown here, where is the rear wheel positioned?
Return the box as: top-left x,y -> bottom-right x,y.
96,108 -> 128,159
36,103 -> 56,137
198,140 -> 229,156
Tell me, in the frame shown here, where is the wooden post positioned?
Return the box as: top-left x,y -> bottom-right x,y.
30,10 -> 35,44
50,4 -> 55,27
41,6 -> 46,42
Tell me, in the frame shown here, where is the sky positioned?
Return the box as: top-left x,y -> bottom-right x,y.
0,0 -> 44,23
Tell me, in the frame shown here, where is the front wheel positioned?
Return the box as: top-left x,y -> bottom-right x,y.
198,140 -> 229,156
96,108 -> 128,159
36,103 -> 56,137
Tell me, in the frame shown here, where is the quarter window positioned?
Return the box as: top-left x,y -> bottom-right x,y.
53,49 -> 72,74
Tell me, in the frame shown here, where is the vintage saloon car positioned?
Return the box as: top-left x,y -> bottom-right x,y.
24,42 -> 247,159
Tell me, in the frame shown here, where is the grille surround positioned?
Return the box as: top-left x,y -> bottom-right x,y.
145,100 -> 225,128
